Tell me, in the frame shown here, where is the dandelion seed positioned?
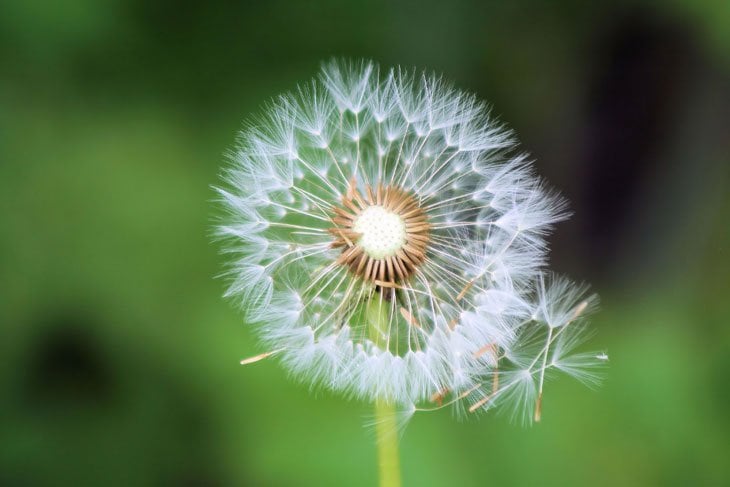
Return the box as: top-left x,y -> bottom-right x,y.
239,349 -> 285,365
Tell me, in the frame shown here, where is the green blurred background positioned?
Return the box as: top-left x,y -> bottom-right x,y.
1,1 -> 729,485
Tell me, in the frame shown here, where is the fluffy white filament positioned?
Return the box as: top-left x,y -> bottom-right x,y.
216,59 -> 604,424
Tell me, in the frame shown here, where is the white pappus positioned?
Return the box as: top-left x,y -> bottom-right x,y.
215,59 -> 606,425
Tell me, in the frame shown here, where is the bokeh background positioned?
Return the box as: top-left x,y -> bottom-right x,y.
1,1 -> 729,485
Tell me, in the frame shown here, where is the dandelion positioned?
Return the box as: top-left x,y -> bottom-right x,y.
215,60 -> 605,486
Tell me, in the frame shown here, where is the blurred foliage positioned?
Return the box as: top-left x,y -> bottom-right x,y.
1,0 -> 729,486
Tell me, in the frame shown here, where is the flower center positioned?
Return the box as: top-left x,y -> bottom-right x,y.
329,181 -> 430,285
353,206 -> 407,259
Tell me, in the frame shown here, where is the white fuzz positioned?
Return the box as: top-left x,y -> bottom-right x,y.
216,60 -> 604,424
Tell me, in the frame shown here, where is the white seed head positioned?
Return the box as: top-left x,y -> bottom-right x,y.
216,59 -> 603,424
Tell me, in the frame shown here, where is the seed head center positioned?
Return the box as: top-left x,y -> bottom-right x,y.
329,183 -> 430,284
354,206 -> 406,259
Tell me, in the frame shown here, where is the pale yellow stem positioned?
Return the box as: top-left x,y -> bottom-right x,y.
366,294 -> 402,487
375,399 -> 401,487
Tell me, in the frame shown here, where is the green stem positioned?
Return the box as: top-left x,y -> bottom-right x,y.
374,399 -> 401,487
365,296 -> 402,487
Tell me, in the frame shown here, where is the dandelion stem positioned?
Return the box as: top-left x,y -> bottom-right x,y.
374,399 -> 401,487
366,294 -> 402,487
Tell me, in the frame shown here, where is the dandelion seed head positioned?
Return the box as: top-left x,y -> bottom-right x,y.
217,59 -> 604,420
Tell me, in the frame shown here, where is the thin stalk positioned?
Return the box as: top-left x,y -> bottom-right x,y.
366,295 -> 402,487
534,326 -> 553,422
374,399 -> 401,487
